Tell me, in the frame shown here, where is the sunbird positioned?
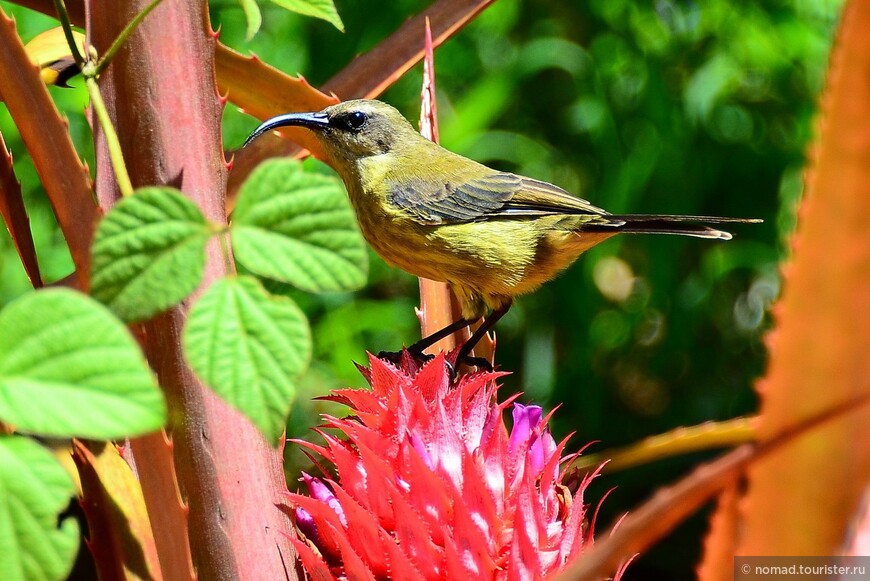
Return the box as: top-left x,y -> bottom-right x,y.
245,99 -> 759,368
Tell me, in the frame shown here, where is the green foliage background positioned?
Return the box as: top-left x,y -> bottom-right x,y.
0,0 -> 842,577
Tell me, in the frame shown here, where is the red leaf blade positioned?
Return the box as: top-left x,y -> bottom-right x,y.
0,130 -> 42,286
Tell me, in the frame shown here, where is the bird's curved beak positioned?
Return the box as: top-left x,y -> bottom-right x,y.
243,111 -> 330,147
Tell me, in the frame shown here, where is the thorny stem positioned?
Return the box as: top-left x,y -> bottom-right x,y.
51,0 -> 84,66
95,0 -> 164,76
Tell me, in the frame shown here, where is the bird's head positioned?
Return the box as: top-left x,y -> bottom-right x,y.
244,99 -> 417,166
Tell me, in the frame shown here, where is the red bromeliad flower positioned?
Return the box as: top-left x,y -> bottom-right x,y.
287,352 -> 607,580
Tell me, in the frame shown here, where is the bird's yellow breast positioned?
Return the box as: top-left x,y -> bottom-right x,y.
337,156 -> 612,318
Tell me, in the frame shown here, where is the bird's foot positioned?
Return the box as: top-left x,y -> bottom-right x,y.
376,348 -> 493,377
445,353 -> 494,377
377,348 -> 434,367
459,355 -> 493,372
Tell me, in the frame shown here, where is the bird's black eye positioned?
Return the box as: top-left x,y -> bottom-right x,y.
341,111 -> 368,131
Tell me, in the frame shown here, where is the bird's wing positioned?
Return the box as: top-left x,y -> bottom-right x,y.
387,171 -> 609,225
506,176 -> 608,216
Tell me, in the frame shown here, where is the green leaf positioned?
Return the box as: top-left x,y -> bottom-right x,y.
239,0 -> 262,40
232,159 -> 367,292
91,187 -> 213,322
184,276 -> 311,442
0,436 -> 79,581
270,0 -> 344,32
0,289 -> 166,439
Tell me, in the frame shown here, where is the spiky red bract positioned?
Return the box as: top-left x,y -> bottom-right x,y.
288,352 -> 602,579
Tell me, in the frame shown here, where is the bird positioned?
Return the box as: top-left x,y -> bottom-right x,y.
244,99 -> 759,369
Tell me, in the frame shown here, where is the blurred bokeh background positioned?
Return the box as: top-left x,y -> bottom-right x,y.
0,0 -> 843,577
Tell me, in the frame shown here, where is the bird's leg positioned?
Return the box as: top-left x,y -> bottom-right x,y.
379,301 -> 510,372
378,316 -> 472,364
454,301 -> 512,372
408,317 -> 474,356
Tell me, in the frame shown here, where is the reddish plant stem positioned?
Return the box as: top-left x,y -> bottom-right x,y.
89,1 -> 295,578
416,18 -> 470,355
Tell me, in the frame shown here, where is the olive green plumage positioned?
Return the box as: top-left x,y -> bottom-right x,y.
247,100 -> 760,366
247,99 -> 756,323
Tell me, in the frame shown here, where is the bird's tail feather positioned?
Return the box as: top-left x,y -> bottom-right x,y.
585,215 -> 762,241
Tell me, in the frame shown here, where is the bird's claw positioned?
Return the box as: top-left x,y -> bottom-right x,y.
445,354 -> 494,379
377,348 -> 434,367
377,348 -> 493,377
459,355 -> 493,372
